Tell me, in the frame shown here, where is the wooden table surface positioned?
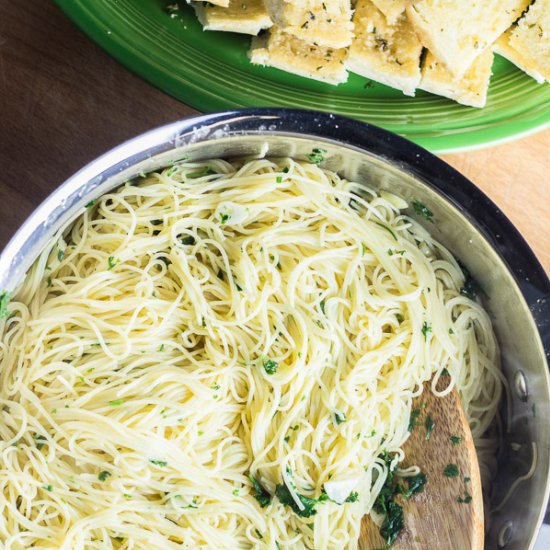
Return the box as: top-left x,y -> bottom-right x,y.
1,0 -> 549,274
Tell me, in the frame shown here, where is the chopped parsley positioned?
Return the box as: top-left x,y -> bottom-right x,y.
373,452 -> 427,546
187,166 -> 215,179
307,147 -> 327,164
159,344 -> 165,352
412,200 -> 434,221
448,328 -> 455,335
219,213 -> 230,224
57,249 -> 65,261
458,263 -> 481,300
375,222 -> 398,241
108,399 -> 125,406
464,477 -> 471,483
113,536 -> 124,542
180,236 -> 195,245
424,415 -> 435,440
44,485 -> 53,492
400,473 -> 427,499
249,474 -> 271,508
395,313 -> 404,324
319,299 -> 326,314
408,408 -> 421,431
261,356 -> 278,375
0,292 -> 10,318
450,436 -> 462,445
275,483 -> 318,518
457,492 -> 472,504
333,410 -> 346,425
421,322 -> 432,340
276,175 -> 283,183
33,433 -> 47,450
149,459 -> 168,467
444,464 -> 459,477
345,491 -> 359,503
85,200 -> 95,208
232,489 -> 239,496
380,501 -> 404,546
98,470 -> 111,481
107,256 -> 119,270
211,384 -> 220,390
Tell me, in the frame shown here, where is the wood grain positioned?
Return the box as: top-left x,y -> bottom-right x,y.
359,382 -> 483,550
0,0 -> 548,279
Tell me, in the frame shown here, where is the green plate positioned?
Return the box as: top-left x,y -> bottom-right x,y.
55,0 -> 550,153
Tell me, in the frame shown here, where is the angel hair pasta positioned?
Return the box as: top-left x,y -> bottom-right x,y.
0,157 -> 501,549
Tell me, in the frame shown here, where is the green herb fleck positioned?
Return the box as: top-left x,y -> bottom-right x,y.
85,200 -> 95,208
108,399 -> 125,406
400,472 -> 427,499
254,528 -> 263,539
276,176 -> 283,183
165,165 -> 178,177
0,291 -> 10,318
180,236 -> 195,245
458,263 -> 480,300
380,501 -> 404,546
262,356 -> 278,375
457,492 -> 472,504
421,322 -> 432,340
249,474 -> 271,508
375,222 -> 398,241
275,483 -> 317,518
232,489 -> 239,496
159,344 -> 165,352
464,477 -> 471,483
448,328 -> 455,335
187,166 -> 215,179
149,459 -> 168,467
444,464 -> 459,477
333,410 -> 346,425
219,213 -> 230,224
211,384 -> 220,390
114,537 -> 124,543
307,148 -> 327,164
98,470 -> 111,481
107,256 -> 119,270
44,485 -> 53,492
57,249 -> 65,261
395,313 -> 404,324
412,200 -> 434,221
450,436 -> 462,445
424,415 -> 435,440
345,491 -> 359,503
408,408 -> 421,431
319,299 -> 326,314
34,434 -> 47,450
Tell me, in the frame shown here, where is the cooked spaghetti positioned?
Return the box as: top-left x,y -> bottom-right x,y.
0,157 -> 501,549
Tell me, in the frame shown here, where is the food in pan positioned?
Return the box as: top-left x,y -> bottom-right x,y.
0,157 -> 502,548
170,0 -> 549,107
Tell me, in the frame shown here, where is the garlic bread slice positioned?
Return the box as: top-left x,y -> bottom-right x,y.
194,0 -> 272,35
407,0 -> 531,77
347,0 -> 422,96
249,26 -> 348,84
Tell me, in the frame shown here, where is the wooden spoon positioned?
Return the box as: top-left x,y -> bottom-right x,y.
359,379 -> 484,550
